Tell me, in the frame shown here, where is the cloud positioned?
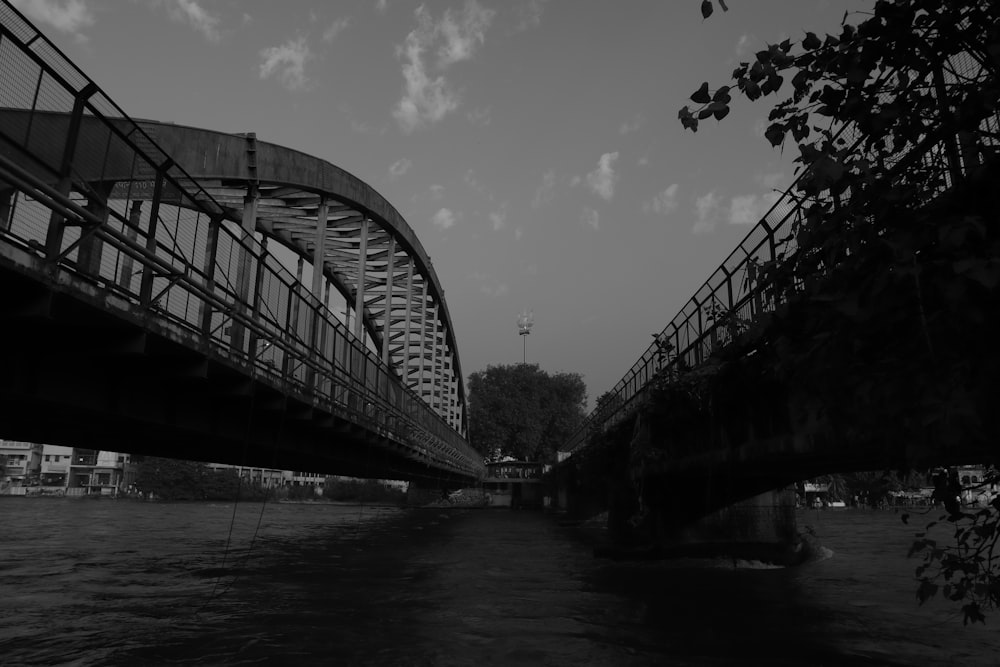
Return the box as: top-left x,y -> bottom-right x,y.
322,17 -> 350,42
394,9 -> 459,132
431,208 -> 456,229
259,37 -> 312,91
375,0 -> 388,14
514,227 -> 523,241
429,184 -> 445,199
531,170 -> 555,209
437,0 -> 495,67
467,107 -> 492,126
586,152 -> 619,201
515,0 -> 548,31
169,0 -> 220,41
729,191 -> 781,225
489,203 -> 508,231
480,282 -> 509,297
393,2 -> 494,132
11,0 -> 94,35
693,192 -> 721,234
619,115 -> 642,135
637,156 -> 650,167
581,207 -> 600,230
643,183 -> 680,216
388,158 -> 412,177
736,33 -> 755,58
757,171 -> 785,189
463,169 -> 491,198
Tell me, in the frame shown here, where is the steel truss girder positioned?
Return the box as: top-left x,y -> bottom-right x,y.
30,117 -> 466,432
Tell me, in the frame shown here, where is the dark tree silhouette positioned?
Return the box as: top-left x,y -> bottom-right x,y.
468,364 -> 587,463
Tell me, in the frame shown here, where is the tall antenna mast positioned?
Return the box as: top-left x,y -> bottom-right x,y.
517,309 -> 534,364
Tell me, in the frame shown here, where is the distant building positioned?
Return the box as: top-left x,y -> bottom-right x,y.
1,440 -> 42,489
60,446 -> 135,496
1,443 -> 136,496
483,460 -> 548,508
205,463 -> 291,488
957,465 -> 997,507
39,444 -> 73,487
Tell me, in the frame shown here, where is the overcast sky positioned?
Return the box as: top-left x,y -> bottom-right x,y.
13,0 -> 868,407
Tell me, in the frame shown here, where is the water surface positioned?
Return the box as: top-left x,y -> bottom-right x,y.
0,500 -> 996,665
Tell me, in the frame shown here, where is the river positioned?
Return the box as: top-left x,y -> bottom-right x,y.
0,500 -> 997,665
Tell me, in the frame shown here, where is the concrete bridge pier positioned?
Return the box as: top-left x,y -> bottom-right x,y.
602,478 -> 800,563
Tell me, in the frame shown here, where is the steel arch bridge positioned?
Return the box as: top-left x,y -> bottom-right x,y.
0,2 -> 483,482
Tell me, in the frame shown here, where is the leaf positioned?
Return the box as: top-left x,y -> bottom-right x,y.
713,85 -> 731,102
701,0 -> 713,19
916,580 -> 939,604
691,82 -> 711,104
713,105 -> 730,121
764,123 -> 785,147
717,0 -> 729,10
803,32 -> 821,50
963,603 -> 986,625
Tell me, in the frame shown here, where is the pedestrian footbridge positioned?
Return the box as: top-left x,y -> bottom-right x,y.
0,3 -> 483,483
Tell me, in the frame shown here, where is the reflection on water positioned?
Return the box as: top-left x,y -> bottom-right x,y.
0,500 -> 997,665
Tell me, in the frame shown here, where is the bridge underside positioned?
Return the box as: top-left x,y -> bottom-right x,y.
0,258 -> 471,485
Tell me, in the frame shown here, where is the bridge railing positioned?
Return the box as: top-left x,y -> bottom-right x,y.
0,2 -> 483,478
562,30 -> 999,455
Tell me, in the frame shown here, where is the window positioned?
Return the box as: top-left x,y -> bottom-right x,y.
45,455 -> 51,462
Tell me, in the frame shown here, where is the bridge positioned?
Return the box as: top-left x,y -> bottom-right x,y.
0,3 -> 483,484
556,17 -> 999,544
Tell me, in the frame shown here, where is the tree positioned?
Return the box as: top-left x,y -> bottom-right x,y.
134,456 -> 242,500
468,364 -> 587,462
680,0 -> 1000,623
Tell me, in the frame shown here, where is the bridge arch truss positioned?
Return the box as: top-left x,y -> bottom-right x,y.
0,2 -> 480,480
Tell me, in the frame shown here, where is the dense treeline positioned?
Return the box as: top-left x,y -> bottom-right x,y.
132,457 -> 405,503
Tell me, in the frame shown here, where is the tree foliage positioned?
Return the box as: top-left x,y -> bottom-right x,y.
134,457 -> 242,501
468,364 -> 587,462
681,0 -> 1000,621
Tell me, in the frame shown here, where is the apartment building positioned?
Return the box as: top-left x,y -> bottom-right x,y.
0,440 -> 42,489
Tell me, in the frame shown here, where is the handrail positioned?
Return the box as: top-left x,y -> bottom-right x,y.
561,35 -> 997,456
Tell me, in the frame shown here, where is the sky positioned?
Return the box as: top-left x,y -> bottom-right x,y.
10,0 -> 870,408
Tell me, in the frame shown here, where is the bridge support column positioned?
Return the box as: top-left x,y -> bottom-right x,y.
428,306 -> 440,414
381,235 -> 396,366
0,187 -> 14,231
354,218 -> 368,340
44,82 -> 98,264
117,201 -> 142,292
415,281 -> 428,391
307,199 -> 328,391
230,188 -> 259,355
76,185 -> 113,278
